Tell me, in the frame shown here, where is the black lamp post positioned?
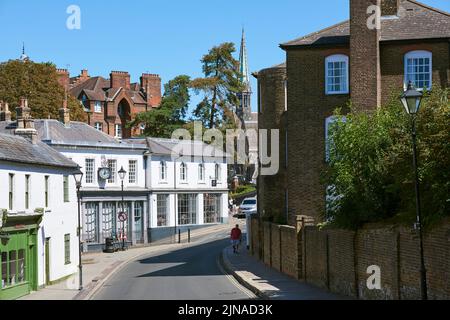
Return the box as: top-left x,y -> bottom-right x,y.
72,166 -> 84,291
400,81 -> 427,300
118,166 -> 127,251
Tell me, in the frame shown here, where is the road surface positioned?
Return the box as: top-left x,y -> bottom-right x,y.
93,229 -> 254,300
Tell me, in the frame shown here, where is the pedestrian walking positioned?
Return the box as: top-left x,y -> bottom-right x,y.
230,224 -> 242,254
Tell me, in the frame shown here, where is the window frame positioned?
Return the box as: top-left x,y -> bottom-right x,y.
128,160 -> 137,184
9,173 -> 14,210
85,158 -> 96,185
94,122 -> 103,132
180,162 -> 187,182
404,50 -> 432,90
325,54 -> 349,95
159,161 -> 167,182
107,159 -> 117,184
115,124 -> 122,139
25,175 -> 30,210
198,163 -> 205,183
157,194 -> 169,227
63,175 -> 70,203
214,163 -> 221,182
94,101 -> 102,113
44,175 -> 49,208
64,234 -> 71,265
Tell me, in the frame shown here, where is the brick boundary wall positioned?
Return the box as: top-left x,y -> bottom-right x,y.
249,216 -> 450,300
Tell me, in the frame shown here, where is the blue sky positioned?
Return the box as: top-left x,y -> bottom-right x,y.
0,0 -> 449,113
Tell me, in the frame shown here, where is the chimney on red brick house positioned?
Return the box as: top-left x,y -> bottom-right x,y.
15,98 -> 37,144
0,101 -> 12,122
59,98 -> 70,125
381,0 -> 400,16
140,73 -> 162,108
110,71 -> 131,90
350,0 -> 382,110
70,69 -> 90,87
56,69 -> 70,92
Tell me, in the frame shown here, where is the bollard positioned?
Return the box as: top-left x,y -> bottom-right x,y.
178,229 -> 181,244
188,229 -> 191,243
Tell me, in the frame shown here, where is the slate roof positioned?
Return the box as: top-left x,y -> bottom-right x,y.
0,133 -> 78,169
127,137 -> 228,159
281,0 -> 450,48
69,76 -> 148,104
0,120 -> 147,151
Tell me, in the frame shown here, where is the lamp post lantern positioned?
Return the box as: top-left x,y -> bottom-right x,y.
72,166 -> 84,291
118,166 -> 127,251
400,81 -> 427,300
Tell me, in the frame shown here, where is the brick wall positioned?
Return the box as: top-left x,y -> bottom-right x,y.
250,217 -> 450,299
271,225 -> 281,272
327,229 -> 357,297
304,226 -> 328,289
286,47 -> 350,224
256,65 -> 287,223
263,222 -> 272,266
280,225 -> 298,279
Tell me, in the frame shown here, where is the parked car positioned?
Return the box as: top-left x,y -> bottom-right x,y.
234,197 -> 257,219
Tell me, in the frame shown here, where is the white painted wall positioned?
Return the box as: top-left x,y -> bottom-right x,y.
150,155 -> 228,190
54,147 -> 147,190
0,161 -> 79,287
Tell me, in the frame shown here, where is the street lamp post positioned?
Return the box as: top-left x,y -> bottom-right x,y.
400,81 -> 427,300
118,166 -> 127,251
72,166 -> 84,291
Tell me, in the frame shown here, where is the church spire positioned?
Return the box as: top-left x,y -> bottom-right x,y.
239,28 -> 250,90
19,42 -> 29,62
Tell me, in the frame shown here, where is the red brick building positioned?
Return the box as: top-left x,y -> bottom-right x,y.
57,69 -> 161,139
256,0 -> 450,225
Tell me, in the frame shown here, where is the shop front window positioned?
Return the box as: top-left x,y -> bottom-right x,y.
204,194 -> 221,224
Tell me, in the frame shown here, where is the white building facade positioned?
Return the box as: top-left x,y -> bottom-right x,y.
142,138 -> 229,242
0,129 -> 79,300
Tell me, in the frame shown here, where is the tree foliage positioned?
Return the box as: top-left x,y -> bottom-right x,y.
128,75 -> 191,138
191,42 -> 244,130
0,60 -> 86,121
325,89 -> 450,229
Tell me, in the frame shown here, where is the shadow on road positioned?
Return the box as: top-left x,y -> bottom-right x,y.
136,238 -> 231,278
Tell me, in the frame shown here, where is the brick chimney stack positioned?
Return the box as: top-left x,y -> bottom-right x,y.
15,98 -> 37,144
110,71 -> 131,90
0,101 -> 12,122
140,73 -> 162,108
350,0 -> 382,110
56,69 -> 70,92
59,98 -> 70,125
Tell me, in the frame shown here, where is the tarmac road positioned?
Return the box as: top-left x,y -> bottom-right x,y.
92,229 -> 255,300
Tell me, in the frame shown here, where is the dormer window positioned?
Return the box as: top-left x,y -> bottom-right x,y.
404,51 -> 432,90
325,55 -> 349,95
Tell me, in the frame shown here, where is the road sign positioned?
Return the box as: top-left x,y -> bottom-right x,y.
118,212 -> 128,222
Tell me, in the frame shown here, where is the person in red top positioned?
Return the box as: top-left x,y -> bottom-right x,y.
230,225 -> 242,254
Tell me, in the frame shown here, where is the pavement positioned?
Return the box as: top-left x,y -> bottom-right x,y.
19,222 -> 235,300
221,244 -> 349,300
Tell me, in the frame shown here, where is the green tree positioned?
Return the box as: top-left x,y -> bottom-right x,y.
0,59 -> 86,121
191,42 -> 244,130
128,75 -> 191,138
325,88 -> 449,229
